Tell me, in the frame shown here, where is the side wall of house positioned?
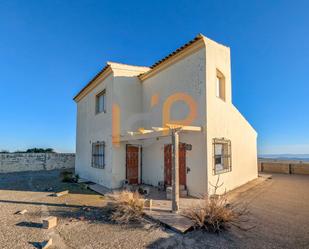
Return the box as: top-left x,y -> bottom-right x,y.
141,46 -> 208,197
75,74 -> 114,188
204,38 -> 258,195
111,66 -> 145,188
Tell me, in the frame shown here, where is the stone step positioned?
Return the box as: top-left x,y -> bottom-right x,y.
180,189 -> 188,197
166,185 -> 186,191
166,187 -> 188,199
180,185 -> 186,191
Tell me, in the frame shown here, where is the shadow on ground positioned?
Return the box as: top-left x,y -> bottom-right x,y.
28,241 -> 41,249
16,221 -> 42,229
46,202 -> 149,229
0,169 -> 96,195
146,229 -> 243,249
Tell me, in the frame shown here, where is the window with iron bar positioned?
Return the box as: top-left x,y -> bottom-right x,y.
213,138 -> 231,175
92,141 -> 105,169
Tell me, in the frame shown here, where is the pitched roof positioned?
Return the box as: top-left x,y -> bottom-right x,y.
151,34 -> 203,69
73,62 -> 149,102
138,34 -> 204,80
74,34 -> 218,101
73,64 -> 111,101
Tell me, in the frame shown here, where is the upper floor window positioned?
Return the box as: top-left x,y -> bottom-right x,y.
92,141 -> 105,169
216,70 -> 225,101
213,138 -> 231,174
96,90 -> 106,114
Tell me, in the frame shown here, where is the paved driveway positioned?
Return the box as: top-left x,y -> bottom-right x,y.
0,171 -> 308,249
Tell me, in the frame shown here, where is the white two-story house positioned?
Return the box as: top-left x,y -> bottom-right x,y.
74,34 -> 258,197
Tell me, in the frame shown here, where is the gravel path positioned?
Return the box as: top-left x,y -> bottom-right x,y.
0,170 -> 308,249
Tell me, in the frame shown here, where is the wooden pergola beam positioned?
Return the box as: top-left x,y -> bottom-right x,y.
119,124 -> 202,213
166,123 -> 202,132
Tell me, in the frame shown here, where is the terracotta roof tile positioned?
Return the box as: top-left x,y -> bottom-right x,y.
142,34 -> 204,75
74,34 -> 205,101
73,64 -> 110,101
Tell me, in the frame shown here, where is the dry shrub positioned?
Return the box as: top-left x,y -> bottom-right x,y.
183,178 -> 250,233
60,171 -> 79,183
60,171 -> 74,182
111,190 -> 144,224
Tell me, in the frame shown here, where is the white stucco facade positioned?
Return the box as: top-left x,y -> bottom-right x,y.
74,34 -> 258,197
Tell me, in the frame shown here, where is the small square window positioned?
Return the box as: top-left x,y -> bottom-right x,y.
96,90 -> 106,114
213,138 -> 231,174
92,141 -> 105,169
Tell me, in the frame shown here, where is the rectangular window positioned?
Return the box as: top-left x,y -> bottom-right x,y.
213,138 -> 231,174
92,141 -> 105,169
216,70 -> 226,101
96,90 -> 106,114
216,76 -> 221,98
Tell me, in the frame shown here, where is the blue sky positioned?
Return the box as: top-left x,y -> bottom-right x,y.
0,0 -> 308,154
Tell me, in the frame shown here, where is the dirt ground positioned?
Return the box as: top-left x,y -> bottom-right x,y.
0,170 -> 308,249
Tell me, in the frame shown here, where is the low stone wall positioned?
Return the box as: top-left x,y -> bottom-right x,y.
258,160 -> 309,175
0,153 -> 75,173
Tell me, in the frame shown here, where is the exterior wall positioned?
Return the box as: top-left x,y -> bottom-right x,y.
140,48 -> 207,197
111,65 -> 147,188
75,63 -> 149,189
261,162 -> 290,174
0,153 -> 74,173
75,74 -> 114,188
204,37 -> 258,195
141,136 -> 169,187
138,127 -> 207,198
292,164 -> 309,175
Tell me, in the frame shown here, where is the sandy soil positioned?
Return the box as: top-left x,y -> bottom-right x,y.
0,170 -> 308,249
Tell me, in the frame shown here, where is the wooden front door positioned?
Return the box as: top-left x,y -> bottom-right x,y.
164,143 -> 186,186
126,145 -> 139,184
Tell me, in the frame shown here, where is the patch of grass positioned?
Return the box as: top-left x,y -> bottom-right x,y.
111,190 -> 144,224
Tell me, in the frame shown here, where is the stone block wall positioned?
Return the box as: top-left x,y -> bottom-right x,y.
0,153 -> 75,173
259,159 -> 309,175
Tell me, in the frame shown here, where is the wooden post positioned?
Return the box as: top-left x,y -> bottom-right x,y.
171,129 -> 180,212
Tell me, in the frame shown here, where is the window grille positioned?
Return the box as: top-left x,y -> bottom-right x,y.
92,141 -> 105,169
213,138 -> 231,174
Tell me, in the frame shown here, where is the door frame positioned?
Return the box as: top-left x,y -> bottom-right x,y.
164,142 -> 187,186
126,144 -> 142,184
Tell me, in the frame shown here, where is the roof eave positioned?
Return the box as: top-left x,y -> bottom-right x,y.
73,62 -> 150,102
138,34 -> 206,81
73,64 -> 112,102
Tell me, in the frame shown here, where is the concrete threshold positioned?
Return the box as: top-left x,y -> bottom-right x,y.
144,208 -> 194,233
88,184 -> 112,196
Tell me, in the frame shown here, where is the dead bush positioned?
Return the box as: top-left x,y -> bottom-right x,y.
60,171 -> 78,183
111,190 -> 144,224
182,177 -> 250,233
